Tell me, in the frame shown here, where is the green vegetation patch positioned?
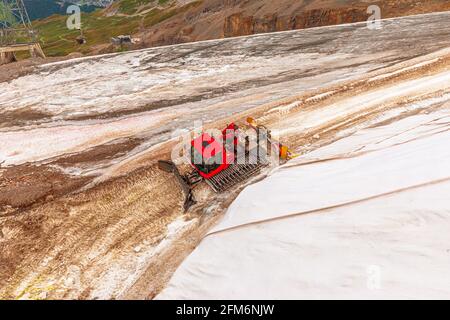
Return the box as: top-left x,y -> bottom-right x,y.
35,11 -> 141,56
143,0 -> 202,28
119,0 -> 152,15
0,1 -> 17,26
33,0 -> 203,57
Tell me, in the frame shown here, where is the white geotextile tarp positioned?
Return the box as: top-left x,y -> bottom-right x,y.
158,108 -> 450,299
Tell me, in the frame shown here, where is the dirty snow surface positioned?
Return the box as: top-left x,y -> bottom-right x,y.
158,106 -> 450,299
2,11 -> 450,300
2,12 -> 450,168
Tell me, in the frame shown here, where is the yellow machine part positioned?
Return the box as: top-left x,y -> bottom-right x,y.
246,117 -> 258,127
247,117 -> 299,160
280,145 -> 289,160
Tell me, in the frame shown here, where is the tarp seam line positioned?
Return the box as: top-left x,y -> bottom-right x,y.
205,176 -> 450,238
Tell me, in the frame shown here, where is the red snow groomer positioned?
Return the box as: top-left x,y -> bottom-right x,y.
158,118 -> 292,211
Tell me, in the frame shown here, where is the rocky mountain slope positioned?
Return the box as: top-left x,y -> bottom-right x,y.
141,0 -> 450,44
32,0 -> 450,57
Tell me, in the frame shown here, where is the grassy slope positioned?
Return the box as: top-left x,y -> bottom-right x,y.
33,0 -> 201,57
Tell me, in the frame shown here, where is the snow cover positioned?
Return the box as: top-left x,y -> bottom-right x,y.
3,12 -> 450,169
157,107 -> 450,299
277,69 -> 450,136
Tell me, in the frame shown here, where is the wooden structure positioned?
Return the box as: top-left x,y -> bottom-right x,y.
0,0 -> 45,65
0,42 -> 45,64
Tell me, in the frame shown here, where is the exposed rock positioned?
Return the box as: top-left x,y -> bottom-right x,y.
224,8 -> 370,38
137,0 -> 450,50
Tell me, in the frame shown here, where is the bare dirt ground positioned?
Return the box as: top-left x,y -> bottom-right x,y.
0,55 -> 76,83
1,12 -> 450,299
0,59 -> 45,84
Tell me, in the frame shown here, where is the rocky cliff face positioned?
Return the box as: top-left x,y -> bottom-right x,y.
224,8 -> 370,37
138,0 -> 450,49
